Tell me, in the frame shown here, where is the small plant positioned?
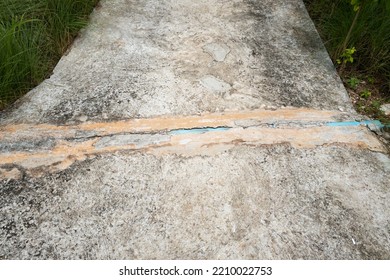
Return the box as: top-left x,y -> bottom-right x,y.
304,0 -> 390,124
371,100 -> 381,109
360,89 -> 371,99
337,47 -> 356,65
347,77 -> 360,89
350,0 -> 362,12
337,47 -> 357,73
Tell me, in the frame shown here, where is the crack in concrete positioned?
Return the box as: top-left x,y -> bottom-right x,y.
169,127 -> 231,135
0,108 -> 387,179
0,108 -> 351,139
1,0 -> 389,261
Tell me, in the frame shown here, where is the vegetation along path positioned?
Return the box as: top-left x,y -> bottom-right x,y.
1,0 -> 389,259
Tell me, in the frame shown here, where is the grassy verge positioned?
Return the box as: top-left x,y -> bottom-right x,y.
304,0 -> 390,124
0,0 -> 99,109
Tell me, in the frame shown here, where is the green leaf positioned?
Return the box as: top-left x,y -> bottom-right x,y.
350,0 -> 361,12
360,89 -> 372,99
347,77 -> 360,89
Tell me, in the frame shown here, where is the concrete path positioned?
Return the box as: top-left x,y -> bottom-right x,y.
1,0 -> 389,259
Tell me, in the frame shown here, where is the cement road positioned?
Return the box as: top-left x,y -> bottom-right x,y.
1,0 -> 389,259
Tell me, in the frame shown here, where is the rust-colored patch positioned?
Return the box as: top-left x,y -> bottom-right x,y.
0,109 -> 386,179
0,167 -> 22,180
0,108 -> 346,141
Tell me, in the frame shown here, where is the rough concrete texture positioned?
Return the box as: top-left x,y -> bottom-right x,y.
1,0 -> 390,260
380,104 -> 390,116
0,109 -> 386,179
0,0 -> 352,125
1,146 -> 389,259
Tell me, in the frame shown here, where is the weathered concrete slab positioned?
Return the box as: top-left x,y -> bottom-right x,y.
1,146 -> 389,259
1,0 -> 389,260
1,0 -> 351,125
0,109 -> 387,178
0,108 -> 354,140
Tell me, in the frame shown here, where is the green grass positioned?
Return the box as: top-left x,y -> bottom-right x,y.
0,0 -> 99,109
304,0 -> 390,95
304,0 -> 390,125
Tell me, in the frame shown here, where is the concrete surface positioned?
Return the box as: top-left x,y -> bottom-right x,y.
1,145 -> 389,259
0,109 -> 386,179
1,0 -> 389,260
0,0 -> 352,125
380,104 -> 390,116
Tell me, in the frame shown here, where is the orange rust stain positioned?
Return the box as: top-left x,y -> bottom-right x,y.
0,139 -> 97,166
0,108 -> 343,140
0,109 -> 385,179
1,126 -> 385,167
151,126 -> 386,156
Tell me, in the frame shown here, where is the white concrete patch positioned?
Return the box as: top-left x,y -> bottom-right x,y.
203,42 -> 230,62
200,75 -> 232,92
94,134 -> 170,149
380,103 -> 390,115
179,139 -> 192,145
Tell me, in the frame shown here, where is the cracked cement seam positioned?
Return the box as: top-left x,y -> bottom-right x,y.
0,108 -> 355,141
0,109 -> 387,180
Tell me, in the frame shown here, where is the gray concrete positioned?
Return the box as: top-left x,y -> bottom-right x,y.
1,146 -> 389,259
380,104 -> 390,115
1,0 -> 389,260
1,0 -> 352,125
